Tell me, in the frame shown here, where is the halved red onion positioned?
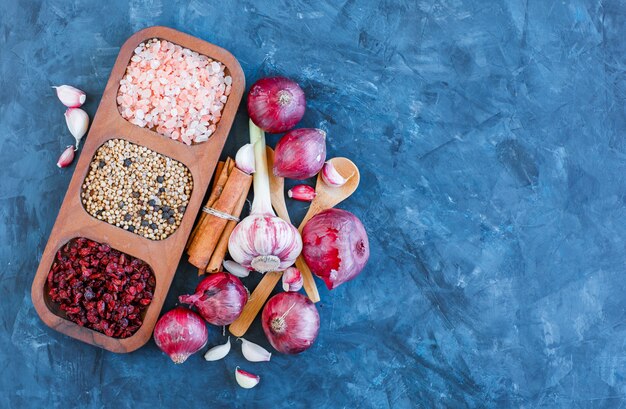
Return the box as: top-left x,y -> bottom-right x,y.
301,209 -> 369,290
262,292 -> 319,354
179,273 -> 248,326
153,307 -> 208,364
273,128 -> 326,179
247,77 -> 306,134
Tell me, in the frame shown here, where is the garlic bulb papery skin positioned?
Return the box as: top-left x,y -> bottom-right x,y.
64,108 -> 89,148
228,120 -> 302,273
53,85 -> 86,107
235,143 -> 255,174
235,367 -> 260,389
239,337 -> 272,362
321,160 -> 348,187
204,337 -> 231,361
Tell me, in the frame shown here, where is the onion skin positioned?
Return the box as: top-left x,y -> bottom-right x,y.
262,292 -> 320,354
178,273 -> 248,326
153,307 -> 208,364
247,77 -> 306,133
273,128 -> 326,179
301,209 -> 370,290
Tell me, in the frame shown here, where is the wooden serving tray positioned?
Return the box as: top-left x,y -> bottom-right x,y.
31,26 -> 245,353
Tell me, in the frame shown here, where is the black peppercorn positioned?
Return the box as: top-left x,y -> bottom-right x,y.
123,158 -> 132,167
157,176 -> 164,183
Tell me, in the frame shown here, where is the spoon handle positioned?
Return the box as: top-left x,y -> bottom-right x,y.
229,271 -> 282,337
296,255 -> 321,302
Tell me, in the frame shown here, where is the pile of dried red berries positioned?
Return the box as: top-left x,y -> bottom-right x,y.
47,237 -> 156,338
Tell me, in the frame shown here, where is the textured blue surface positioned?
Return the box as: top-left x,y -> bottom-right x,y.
2,0 -> 626,407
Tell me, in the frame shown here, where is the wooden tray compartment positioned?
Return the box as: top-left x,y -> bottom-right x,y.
31,26 -> 245,353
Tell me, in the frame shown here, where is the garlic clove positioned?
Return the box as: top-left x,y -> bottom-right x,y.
235,367 -> 260,389
235,143 -> 256,174
223,260 -> 251,278
282,266 -> 303,292
321,160 -> 349,187
57,145 -> 76,168
53,85 -> 86,108
64,108 -> 90,148
204,336 -> 231,361
288,184 -> 316,202
239,337 -> 272,362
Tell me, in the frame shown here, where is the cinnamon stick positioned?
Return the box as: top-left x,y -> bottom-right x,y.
186,159 -> 231,249
187,167 -> 251,270
206,177 -> 252,273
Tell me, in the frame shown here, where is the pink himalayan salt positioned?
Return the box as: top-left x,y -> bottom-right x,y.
117,38 -> 232,145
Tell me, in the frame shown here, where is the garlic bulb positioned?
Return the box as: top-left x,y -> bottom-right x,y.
282,267 -> 303,292
204,337 -> 231,361
235,143 -> 255,174
64,108 -> 89,148
57,145 -> 75,168
53,85 -> 86,108
235,367 -> 260,389
239,337 -> 272,362
228,121 -> 302,273
321,160 -> 348,187
223,260 -> 251,278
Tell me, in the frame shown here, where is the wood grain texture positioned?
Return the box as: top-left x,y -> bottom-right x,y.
30,26 -> 245,353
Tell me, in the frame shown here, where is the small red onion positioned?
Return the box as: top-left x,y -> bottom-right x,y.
179,273 -> 248,326
153,307 -> 208,364
247,77 -> 306,133
262,292 -> 320,354
302,209 -> 369,290
273,128 -> 326,179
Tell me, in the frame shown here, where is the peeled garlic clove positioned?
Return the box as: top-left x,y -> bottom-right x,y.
288,185 -> 316,202
64,108 -> 89,148
235,143 -> 255,174
239,337 -> 272,362
282,266 -> 303,292
204,336 -> 231,361
235,367 -> 260,389
57,145 -> 75,168
223,260 -> 251,278
321,160 -> 348,187
53,85 -> 86,108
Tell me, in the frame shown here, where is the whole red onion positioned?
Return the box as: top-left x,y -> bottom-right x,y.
247,77 -> 306,133
262,292 -> 320,354
302,209 -> 369,290
179,273 -> 248,326
153,307 -> 208,364
273,128 -> 326,179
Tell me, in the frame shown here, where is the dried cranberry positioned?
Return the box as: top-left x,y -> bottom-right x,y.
47,237 -> 155,339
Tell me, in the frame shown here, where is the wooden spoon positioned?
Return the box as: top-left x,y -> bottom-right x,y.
229,156 -> 360,336
229,147 -> 289,337
298,158 -> 360,302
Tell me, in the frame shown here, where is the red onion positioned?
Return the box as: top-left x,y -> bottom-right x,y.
247,77 -> 306,133
179,273 -> 248,326
153,307 -> 208,364
302,209 -> 369,290
262,292 -> 319,354
273,128 -> 326,179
